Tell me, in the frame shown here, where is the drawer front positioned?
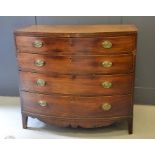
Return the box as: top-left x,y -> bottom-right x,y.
17,53 -> 134,74
19,72 -> 133,95
21,91 -> 132,117
16,35 -> 136,55
71,36 -> 136,54
16,36 -> 70,53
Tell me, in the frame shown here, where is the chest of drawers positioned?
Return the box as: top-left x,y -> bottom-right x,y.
14,25 -> 137,134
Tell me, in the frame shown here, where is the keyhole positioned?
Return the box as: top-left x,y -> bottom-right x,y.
71,74 -> 76,79
70,97 -> 75,104
69,56 -> 72,63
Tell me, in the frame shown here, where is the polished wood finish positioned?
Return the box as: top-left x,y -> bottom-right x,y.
15,36 -> 136,55
22,111 -> 131,128
19,71 -> 133,95
21,91 -> 132,117
15,25 -> 137,134
15,25 -> 137,37
17,53 -> 134,74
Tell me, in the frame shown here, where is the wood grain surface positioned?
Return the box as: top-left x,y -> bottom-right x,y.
15,25 -> 137,37
19,71 -> 134,96
17,53 -> 134,74
21,91 -> 132,118
16,35 -> 136,55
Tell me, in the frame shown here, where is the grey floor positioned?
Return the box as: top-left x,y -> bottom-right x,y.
0,96 -> 155,139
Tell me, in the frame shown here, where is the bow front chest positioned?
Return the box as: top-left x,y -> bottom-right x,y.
14,25 -> 137,134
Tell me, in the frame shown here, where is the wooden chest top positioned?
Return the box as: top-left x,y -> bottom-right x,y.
14,25 -> 137,37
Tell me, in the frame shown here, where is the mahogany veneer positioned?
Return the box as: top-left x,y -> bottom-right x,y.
19,72 -> 133,96
17,53 -> 134,74
14,25 -> 137,134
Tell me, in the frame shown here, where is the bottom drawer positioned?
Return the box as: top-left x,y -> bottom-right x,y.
21,91 -> 133,118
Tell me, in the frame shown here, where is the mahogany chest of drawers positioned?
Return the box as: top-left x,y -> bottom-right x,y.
14,25 -> 137,134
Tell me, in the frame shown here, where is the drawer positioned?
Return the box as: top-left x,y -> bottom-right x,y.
21,91 -> 133,118
15,35 -> 136,55
16,36 -> 70,54
19,72 -> 133,95
17,53 -> 134,74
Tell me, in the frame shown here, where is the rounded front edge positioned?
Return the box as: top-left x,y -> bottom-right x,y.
22,112 -> 132,129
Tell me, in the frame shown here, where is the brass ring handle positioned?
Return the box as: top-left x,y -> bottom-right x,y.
102,40 -> 112,49
102,103 -> 112,111
33,40 -> 43,48
35,59 -> 45,67
38,100 -> 47,107
36,79 -> 46,86
101,81 -> 112,88
101,61 -> 113,68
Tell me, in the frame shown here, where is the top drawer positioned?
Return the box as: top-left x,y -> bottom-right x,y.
15,35 -> 136,55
